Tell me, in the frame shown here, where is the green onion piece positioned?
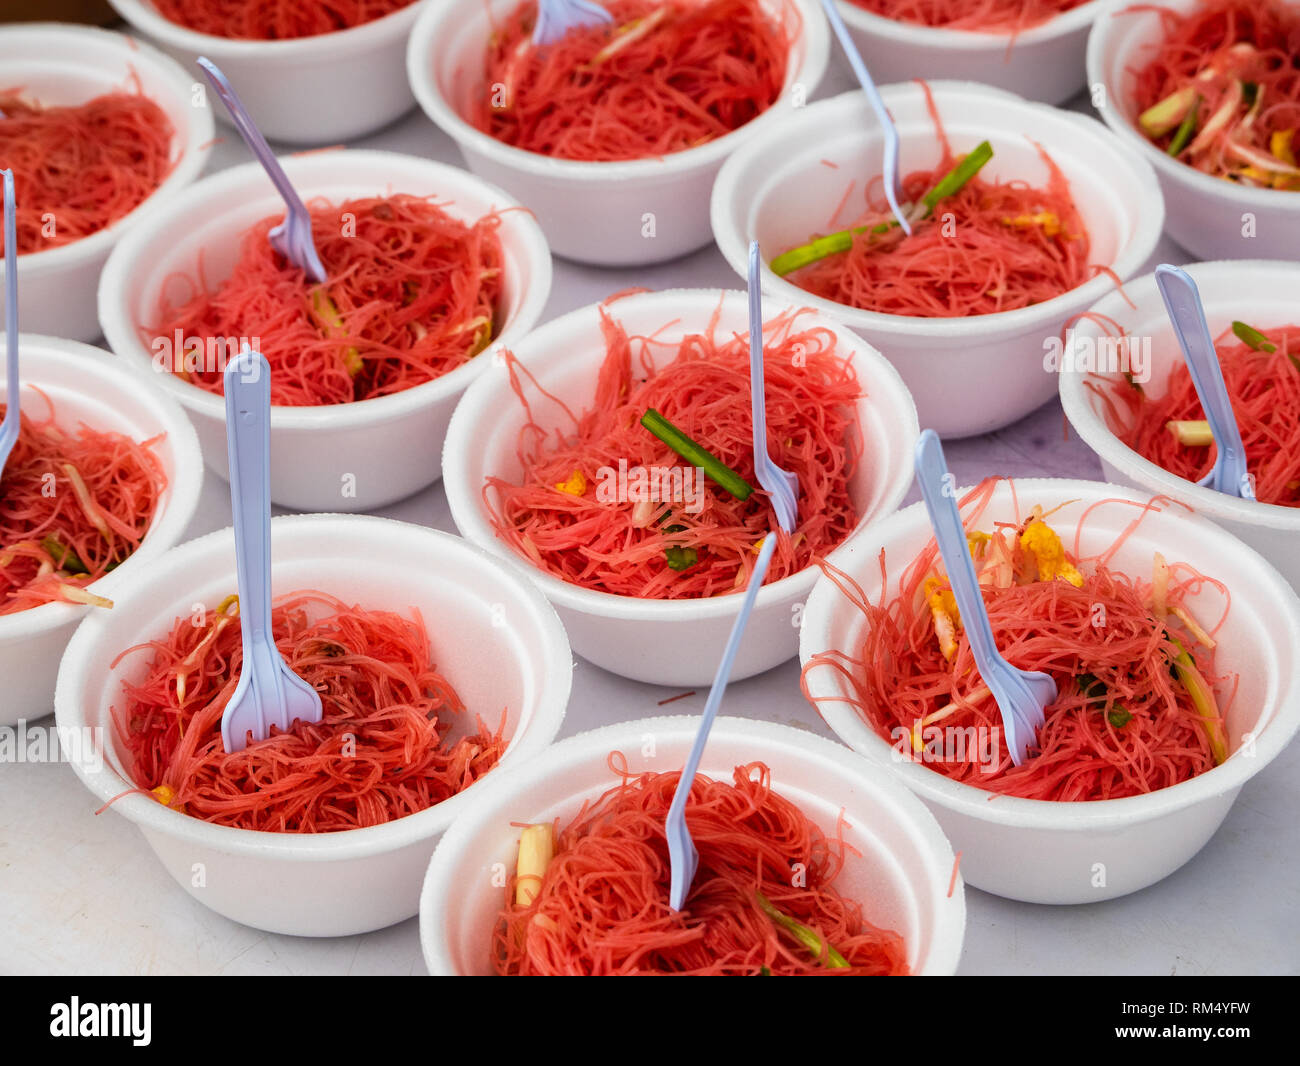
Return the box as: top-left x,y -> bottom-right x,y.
1231,320 -> 1277,353
1231,320 -> 1300,370
920,140 -> 995,214
662,523 -> 698,572
41,535 -> 88,575
310,289 -> 363,377
767,230 -> 856,276
759,965 -> 772,976
1169,636 -> 1228,765
640,408 -> 754,501
755,892 -> 849,969
1166,93 -> 1200,156
664,547 -> 697,571
768,141 -> 994,277
1077,672 -> 1131,729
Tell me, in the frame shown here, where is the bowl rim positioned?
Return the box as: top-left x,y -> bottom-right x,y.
96,147 -> 554,430
1059,258 -> 1300,531
53,511 -> 574,860
0,333 -> 204,643
1085,0 -> 1300,216
419,713 -> 967,976
405,0 -> 831,181
0,21 -> 214,279
441,286 -> 921,621
107,0 -> 423,56
711,82 -> 1166,339
832,0 -> 1105,47
799,476 -> 1300,828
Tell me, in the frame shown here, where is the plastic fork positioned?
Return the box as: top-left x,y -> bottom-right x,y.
219,349 -> 323,754
0,170 -> 19,477
1153,263 -> 1255,501
914,429 -> 1054,766
665,531 -> 778,911
747,241 -> 799,534
818,0 -> 910,234
664,254 -> 800,910
197,57 -> 326,284
533,0 -> 613,45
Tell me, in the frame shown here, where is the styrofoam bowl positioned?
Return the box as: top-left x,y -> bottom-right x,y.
0,334 -> 202,727
442,288 -> 919,686
419,715 -> 965,975
107,0 -> 421,143
800,478 -> 1300,904
0,23 -> 213,342
831,0 -> 1103,105
54,513 -> 573,937
1060,259 -> 1300,589
98,149 -> 553,512
712,82 -> 1165,438
406,0 -> 830,265
1087,0 -> 1300,260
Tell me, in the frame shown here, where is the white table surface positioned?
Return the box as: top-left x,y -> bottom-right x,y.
2,53 -> 1296,977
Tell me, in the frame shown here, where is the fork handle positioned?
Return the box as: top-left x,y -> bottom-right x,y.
196,57 -> 322,270
666,531 -> 779,910
225,350 -> 275,661
1153,265 -> 1254,499
915,431 -> 1006,676
2,169 -> 18,445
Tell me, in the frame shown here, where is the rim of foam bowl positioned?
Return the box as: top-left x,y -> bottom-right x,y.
441,287 -> 920,622
1086,0 -> 1300,217
97,148 -> 553,430
711,82 -> 1165,340
833,0 -> 1104,47
53,513 -> 573,860
0,334 -> 204,644
799,477 -> 1300,829
0,23 -> 214,280
1059,258 -> 1300,532
406,0 -> 831,182
107,0 -> 423,58
420,714 -> 966,976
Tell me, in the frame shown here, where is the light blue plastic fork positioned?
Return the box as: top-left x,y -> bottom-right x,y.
665,248 -> 800,911
665,533 -> 778,911
915,430 -> 1054,767
220,349 -> 323,754
0,170 -> 19,477
1153,264 -> 1255,501
197,57 -> 327,284
818,0 -> 910,234
533,0 -> 612,45
746,241 -> 800,532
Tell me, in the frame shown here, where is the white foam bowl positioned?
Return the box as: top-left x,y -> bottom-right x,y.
420,715 -> 965,975
800,478 -> 1300,904
0,334 -> 202,727
712,81 -> 1165,438
1087,0 -> 1300,260
54,513 -> 573,937
0,23 -> 213,342
407,0 -> 830,265
831,0 -> 1103,105
107,0 -> 421,143
98,149 -> 552,512
1060,259 -> 1300,589
443,288 -> 919,686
